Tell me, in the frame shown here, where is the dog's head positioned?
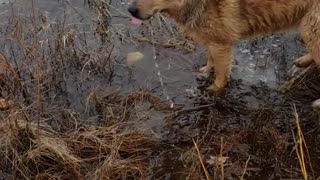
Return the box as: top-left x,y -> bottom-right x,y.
128,0 -> 183,20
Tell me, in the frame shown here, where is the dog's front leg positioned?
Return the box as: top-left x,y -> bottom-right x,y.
207,44 -> 233,94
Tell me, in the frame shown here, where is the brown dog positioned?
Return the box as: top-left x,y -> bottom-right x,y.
128,0 -> 320,94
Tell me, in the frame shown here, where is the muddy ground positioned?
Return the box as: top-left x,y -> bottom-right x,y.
0,0 -> 319,179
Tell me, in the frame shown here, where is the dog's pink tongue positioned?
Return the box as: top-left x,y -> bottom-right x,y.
130,17 -> 143,25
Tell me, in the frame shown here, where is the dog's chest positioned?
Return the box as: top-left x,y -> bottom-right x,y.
182,25 -> 233,45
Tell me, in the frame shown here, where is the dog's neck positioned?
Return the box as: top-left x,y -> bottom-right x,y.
164,0 -> 208,28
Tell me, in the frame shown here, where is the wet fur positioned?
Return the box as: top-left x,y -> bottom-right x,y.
129,0 -> 320,93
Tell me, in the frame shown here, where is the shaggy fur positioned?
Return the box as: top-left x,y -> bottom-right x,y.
128,0 -> 320,93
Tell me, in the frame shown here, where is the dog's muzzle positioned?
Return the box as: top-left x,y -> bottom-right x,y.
128,5 -> 140,19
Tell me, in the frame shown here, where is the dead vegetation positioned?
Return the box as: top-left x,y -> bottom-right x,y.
0,117 -> 153,179
166,68 -> 320,180
0,1 -> 159,179
0,0 -> 320,180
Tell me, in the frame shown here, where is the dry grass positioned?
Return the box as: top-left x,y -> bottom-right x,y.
193,138 -> 211,180
0,2 -> 171,177
0,115 -> 153,179
293,105 -> 314,180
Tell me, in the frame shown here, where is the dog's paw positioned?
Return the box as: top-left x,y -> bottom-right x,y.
294,54 -> 313,68
312,99 -> 320,108
199,64 -> 213,73
206,84 -> 226,96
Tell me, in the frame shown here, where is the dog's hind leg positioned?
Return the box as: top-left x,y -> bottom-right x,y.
299,4 -> 320,68
206,44 -> 233,93
299,4 -> 320,107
